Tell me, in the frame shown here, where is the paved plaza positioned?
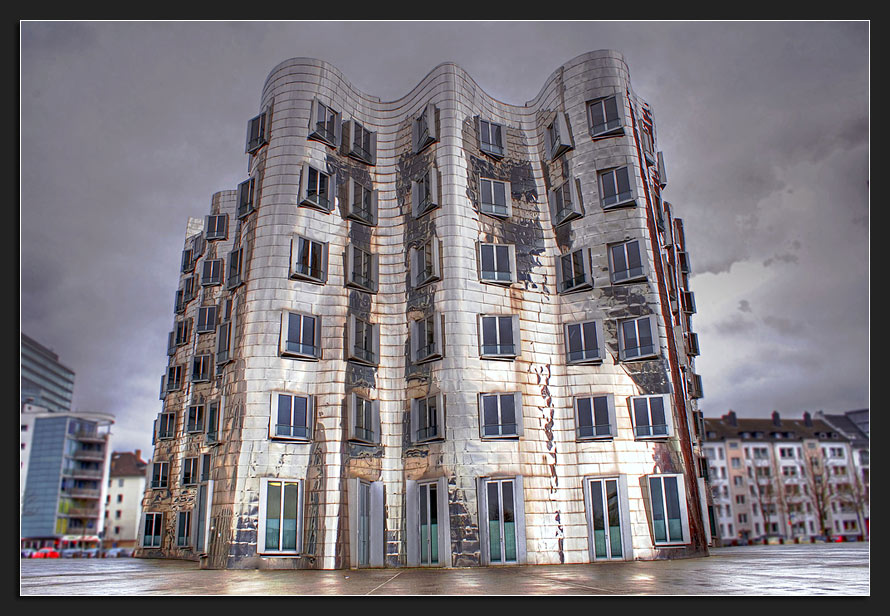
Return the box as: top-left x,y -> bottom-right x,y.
20,542 -> 869,596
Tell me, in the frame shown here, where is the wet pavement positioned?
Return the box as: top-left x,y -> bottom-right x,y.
19,542 -> 869,596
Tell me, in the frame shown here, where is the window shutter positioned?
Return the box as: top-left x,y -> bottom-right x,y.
552,112 -> 573,159
370,253 -> 379,293
405,479 -> 419,567
434,314 -> 444,358
278,312 -> 289,357
431,238 -> 441,280
569,177 -> 582,217
370,189 -> 379,226
437,394 -> 446,440
476,477 -> 490,565
514,392 -> 524,437
511,315 -> 522,356
371,400 -> 381,445
371,322 -> 380,366
411,319 -> 419,362
308,99 -> 319,136
411,180 -> 420,218
341,119 -> 352,157
368,130 -> 377,165
320,241 -> 329,283
334,110 -> 343,147
327,169 -> 338,212
410,246 -> 419,288
513,475 -> 527,564
507,245 -> 517,283
314,316 -> 323,359
429,167 -> 439,209
657,151 -> 668,188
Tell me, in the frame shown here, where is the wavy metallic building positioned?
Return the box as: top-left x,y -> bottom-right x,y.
138,50 -> 713,569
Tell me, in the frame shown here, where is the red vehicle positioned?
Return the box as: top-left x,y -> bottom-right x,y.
31,547 -> 60,558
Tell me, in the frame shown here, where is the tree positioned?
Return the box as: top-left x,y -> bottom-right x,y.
834,467 -> 869,539
801,451 -> 832,539
749,452 -> 780,539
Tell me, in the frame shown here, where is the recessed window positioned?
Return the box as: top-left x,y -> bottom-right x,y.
564,320 -> 604,364
631,394 -> 671,439
271,393 -> 312,440
609,240 -> 645,284
142,512 -> 163,548
557,247 -> 593,294
479,392 -> 523,438
618,315 -> 658,361
478,243 -> 516,284
549,177 -> 583,226
647,474 -> 690,545
478,118 -> 505,157
344,119 -> 377,165
258,478 -> 303,555
182,457 -> 199,486
681,290 -> 697,314
174,289 -> 186,315
479,314 -> 520,360
299,163 -> 336,213
201,259 -> 223,286
575,395 -> 616,440
308,99 -> 341,147
186,405 -> 205,434
245,110 -> 269,154
413,102 -> 438,153
347,314 -> 379,366
215,299 -> 235,366
599,166 -> 635,209
151,462 -> 169,489
191,354 -> 212,383
349,393 -> 380,445
478,177 -> 511,218
181,248 -> 195,273
412,167 -> 439,218
412,314 -> 443,363
237,178 -> 256,219
226,246 -> 245,289
205,401 -> 221,444
547,112 -> 573,160
347,178 -> 378,226
346,244 -> 379,293
411,393 -> 445,444
290,235 -> 328,284
182,274 -> 198,303
638,120 -> 656,164
279,311 -> 322,360
587,96 -> 623,138
411,236 -> 441,288
174,318 -> 191,346
205,214 -> 228,241
196,305 -> 218,334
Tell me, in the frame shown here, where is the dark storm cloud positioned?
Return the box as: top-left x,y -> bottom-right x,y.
20,21 -> 869,452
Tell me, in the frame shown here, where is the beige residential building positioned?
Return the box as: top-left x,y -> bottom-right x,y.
104,451 -> 148,548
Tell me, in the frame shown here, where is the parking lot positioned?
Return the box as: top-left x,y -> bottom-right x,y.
20,542 -> 869,596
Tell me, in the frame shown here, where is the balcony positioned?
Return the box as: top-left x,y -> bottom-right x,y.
63,507 -> 100,518
64,468 -> 104,479
74,430 -> 107,443
72,449 -> 105,462
63,488 -> 101,499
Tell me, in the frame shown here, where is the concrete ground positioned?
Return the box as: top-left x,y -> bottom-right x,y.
19,542 -> 869,596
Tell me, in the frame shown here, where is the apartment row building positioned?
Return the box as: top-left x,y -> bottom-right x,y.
138,50 -> 711,570
703,410 -> 868,545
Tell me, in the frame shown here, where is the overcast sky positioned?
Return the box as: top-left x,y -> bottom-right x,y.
20,21 -> 869,455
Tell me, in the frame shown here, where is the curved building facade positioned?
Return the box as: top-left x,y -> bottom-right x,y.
138,50 -> 712,569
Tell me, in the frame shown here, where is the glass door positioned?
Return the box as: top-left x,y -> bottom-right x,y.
419,482 -> 439,566
358,480 -> 371,566
486,479 -> 517,564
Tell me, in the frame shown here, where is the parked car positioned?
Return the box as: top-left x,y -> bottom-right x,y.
31,547 -> 60,558
60,548 -> 80,558
101,547 -> 133,558
21,548 -> 35,558
81,547 -> 100,558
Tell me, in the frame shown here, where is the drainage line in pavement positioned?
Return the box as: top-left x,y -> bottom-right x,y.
367,571 -> 402,595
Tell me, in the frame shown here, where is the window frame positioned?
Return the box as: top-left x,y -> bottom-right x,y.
215,299 -> 236,366
647,473 -> 691,546
547,112 -> 573,160
348,392 -> 381,445
405,476 -> 450,567
346,177 -> 378,226
299,162 -> 337,213
608,239 -> 647,284
582,475 -> 633,562
477,117 -> 505,158
618,315 -> 659,361
279,311 -> 322,361
181,457 -> 199,486
141,512 -> 163,549
165,365 -> 182,392
186,404 -> 205,434
557,247 -> 593,294
196,305 -> 218,334
476,476 -> 527,565
237,177 -> 256,219
587,95 -> 623,139
412,166 -> 440,218
412,314 -> 444,364
257,477 -> 304,556
308,98 -> 342,148
599,166 -> 636,210
477,176 -> 512,219
549,177 -> 583,226
245,109 -> 269,154
226,246 -> 245,289
205,214 -> 228,241
201,258 -> 223,287
629,394 -> 673,440
413,102 -> 438,153
346,244 -> 379,293
410,393 -> 446,444
269,392 -> 313,441
205,400 -> 221,445
346,478 -> 384,568
478,314 -> 521,360
191,354 -> 213,383
151,461 -> 169,490
410,236 -> 442,288
347,314 -> 380,366
564,319 -> 605,365
343,119 -> 377,165
289,234 -> 329,285
574,395 -> 617,441
157,411 -> 176,440
477,242 -> 516,285
478,392 -> 523,439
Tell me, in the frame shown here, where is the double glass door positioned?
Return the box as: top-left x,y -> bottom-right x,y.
587,477 -> 624,560
485,478 -> 517,564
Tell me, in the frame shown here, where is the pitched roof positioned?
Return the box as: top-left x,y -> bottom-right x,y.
109,451 -> 147,477
703,414 -> 850,443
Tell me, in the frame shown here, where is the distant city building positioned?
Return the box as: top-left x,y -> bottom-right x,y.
104,451 -> 148,549
21,333 -> 75,414
138,51 -> 711,570
20,405 -> 114,551
703,411 -> 868,545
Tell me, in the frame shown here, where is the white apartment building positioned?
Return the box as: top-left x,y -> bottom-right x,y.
104,451 -> 148,548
